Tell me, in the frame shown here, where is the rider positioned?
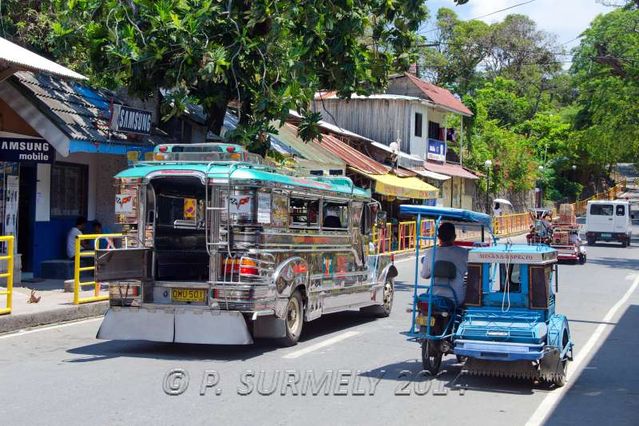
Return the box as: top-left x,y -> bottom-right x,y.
420,222 -> 468,306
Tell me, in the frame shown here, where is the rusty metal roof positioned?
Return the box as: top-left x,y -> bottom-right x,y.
423,161 -> 479,180
399,73 -> 473,116
312,134 -> 389,175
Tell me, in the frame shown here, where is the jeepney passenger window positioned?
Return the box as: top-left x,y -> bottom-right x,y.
323,201 -> 349,229
290,198 -> 319,227
616,205 -> 625,216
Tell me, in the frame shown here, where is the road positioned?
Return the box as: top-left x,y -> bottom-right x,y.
1,230 -> 638,426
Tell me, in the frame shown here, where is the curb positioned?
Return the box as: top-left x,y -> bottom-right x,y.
0,301 -> 108,334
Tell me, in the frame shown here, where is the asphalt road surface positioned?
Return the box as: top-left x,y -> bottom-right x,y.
1,229 -> 638,426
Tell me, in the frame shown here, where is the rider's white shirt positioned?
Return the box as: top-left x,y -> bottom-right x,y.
421,245 -> 469,305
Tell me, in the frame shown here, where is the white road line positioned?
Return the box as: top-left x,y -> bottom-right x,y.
526,273 -> 639,426
0,317 -> 102,340
282,331 -> 360,359
392,256 -> 417,265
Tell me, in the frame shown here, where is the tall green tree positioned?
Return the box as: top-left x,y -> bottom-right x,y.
3,0 -> 432,153
570,5 -> 639,170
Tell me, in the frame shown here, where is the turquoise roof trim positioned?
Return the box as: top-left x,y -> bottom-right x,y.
115,162 -> 371,198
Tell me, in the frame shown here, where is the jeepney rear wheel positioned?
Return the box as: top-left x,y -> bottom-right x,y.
280,290 -> 304,347
421,340 -> 443,375
360,279 -> 394,318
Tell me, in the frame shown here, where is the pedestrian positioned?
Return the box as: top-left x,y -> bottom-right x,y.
92,220 -> 115,249
67,216 -> 87,259
493,202 -> 502,217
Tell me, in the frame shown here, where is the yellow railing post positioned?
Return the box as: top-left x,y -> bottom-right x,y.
73,233 -> 122,305
0,236 -> 14,315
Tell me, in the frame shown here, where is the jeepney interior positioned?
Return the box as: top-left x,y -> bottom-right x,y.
150,177 -> 209,281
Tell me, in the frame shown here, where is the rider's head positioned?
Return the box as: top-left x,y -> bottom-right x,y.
438,222 -> 456,245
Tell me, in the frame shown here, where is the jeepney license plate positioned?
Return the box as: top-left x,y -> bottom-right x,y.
171,288 -> 206,303
601,233 -> 611,238
416,315 -> 436,327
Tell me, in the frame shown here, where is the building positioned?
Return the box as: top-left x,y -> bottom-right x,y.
0,70 -> 170,277
312,73 -> 480,209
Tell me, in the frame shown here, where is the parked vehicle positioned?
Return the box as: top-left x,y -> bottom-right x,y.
401,205 -> 573,386
95,143 -> 396,346
550,204 -> 586,264
585,200 -> 633,247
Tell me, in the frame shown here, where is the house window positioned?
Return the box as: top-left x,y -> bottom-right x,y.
414,113 -> 423,137
50,162 -> 88,217
428,121 -> 440,139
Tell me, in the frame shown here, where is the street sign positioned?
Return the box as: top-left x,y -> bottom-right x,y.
427,138 -> 446,162
111,104 -> 152,135
0,137 -> 55,163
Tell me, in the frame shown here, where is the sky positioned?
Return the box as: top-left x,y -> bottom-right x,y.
424,0 -> 612,54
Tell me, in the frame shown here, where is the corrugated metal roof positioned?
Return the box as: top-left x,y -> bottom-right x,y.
0,37 -> 87,81
423,161 -> 479,180
400,73 -> 473,116
313,134 -> 389,175
10,71 -> 169,146
274,123 -> 345,167
410,167 -> 451,181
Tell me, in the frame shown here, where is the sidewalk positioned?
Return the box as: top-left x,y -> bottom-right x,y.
0,279 -> 108,334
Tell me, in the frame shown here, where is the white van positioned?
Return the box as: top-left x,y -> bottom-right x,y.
585,200 -> 633,247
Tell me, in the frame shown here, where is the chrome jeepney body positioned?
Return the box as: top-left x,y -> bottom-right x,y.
96,143 -> 396,345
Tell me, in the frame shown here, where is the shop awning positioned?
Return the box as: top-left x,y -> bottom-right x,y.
363,172 -> 439,200
0,37 -> 87,81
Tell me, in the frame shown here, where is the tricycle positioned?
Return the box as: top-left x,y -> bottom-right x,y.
401,205 -> 574,386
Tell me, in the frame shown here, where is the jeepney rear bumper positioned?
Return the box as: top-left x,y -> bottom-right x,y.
97,305 -> 253,345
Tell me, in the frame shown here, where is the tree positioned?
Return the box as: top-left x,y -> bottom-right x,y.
571,6 -> 639,169
10,0 -> 427,153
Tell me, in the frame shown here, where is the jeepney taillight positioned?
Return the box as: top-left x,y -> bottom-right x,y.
239,258 -> 258,275
222,258 -> 259,276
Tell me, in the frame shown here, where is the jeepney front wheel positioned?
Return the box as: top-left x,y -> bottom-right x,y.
280,290 -> 304,347
421,340 -> 443,375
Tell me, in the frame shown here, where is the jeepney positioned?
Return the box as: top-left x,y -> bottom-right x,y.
96,143 -> 396,346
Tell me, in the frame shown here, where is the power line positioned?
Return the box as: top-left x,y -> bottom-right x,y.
418,0 -> 538,35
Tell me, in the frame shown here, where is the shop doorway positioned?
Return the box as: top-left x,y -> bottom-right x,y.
18,164 -> 36,272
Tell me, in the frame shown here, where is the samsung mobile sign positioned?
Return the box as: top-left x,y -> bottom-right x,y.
111,104 -> 152,135
0,137 -> 54,163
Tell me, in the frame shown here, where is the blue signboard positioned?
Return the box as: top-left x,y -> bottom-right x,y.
0,137 -> 55,163
427,138 -> 447,162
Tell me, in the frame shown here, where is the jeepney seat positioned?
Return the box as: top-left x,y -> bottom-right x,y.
323,215 -> 342,228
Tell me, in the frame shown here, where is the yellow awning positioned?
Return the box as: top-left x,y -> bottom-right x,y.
364,173 -> 439,200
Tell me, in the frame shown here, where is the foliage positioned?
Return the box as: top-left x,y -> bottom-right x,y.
3,0 -> 428,152
418,5 -> 637,203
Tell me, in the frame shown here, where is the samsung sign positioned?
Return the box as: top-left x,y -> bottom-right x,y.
0,137 -> 55,163
111,104 -> 152,135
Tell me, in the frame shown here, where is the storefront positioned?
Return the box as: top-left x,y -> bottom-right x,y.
0,71 -> 168,277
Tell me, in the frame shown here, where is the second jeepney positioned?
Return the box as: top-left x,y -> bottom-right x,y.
96,143 -> 397,345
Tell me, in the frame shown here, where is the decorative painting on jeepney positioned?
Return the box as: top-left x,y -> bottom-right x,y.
183,198 -> 196,219
271,193 -> 288,227
115,188 -> 138,224
228,194 -> 252,214
257,192 -> 271,224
